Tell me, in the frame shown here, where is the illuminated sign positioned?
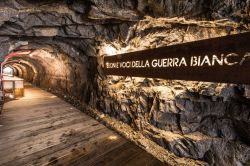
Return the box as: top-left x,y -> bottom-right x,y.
103,32 -> 250,83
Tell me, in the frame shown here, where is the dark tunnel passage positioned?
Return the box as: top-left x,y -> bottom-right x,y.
1,40 -> 98,105
0,38 -> 168,166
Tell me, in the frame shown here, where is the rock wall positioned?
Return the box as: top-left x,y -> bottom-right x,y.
96,17 -> 250,165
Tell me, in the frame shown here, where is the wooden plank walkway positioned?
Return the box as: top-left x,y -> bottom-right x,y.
0,86 -> 165,166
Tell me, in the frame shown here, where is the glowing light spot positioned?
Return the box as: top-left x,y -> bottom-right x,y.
108,135 -> 118,140
104,45 -> 117,56
9,94 -> 14,99
3,66 -> 14,76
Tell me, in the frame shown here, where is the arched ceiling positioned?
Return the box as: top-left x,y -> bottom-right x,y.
0,0 -> 249,60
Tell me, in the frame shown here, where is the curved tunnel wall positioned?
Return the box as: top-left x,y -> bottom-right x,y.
4,46 -> 97,104
12,62 -> 36,83
0,1 -> 249,166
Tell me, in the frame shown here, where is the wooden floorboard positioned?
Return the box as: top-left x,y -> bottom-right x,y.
0,86 -> 165,166
0,120 -> 101,158
0,111 -> 78,132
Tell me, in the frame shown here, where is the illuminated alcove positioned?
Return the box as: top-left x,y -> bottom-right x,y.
3,66 -> 14,77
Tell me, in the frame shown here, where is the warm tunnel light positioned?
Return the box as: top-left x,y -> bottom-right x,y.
104,45 -> 117,56
1,50 -> 33,78
3,66 -> 14,76
108,135 -> 118,140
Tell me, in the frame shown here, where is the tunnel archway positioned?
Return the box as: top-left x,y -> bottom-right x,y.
1,40 -> 97,105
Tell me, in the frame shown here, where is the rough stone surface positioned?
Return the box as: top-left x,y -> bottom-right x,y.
97,16 -> 250,166
0,1 -> 249,166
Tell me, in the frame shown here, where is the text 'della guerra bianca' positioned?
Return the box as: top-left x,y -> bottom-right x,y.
105,52 -> 250,69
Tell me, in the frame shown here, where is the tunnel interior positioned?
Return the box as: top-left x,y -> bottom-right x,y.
1,39 -> 98,105
0,0 -> 250,166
